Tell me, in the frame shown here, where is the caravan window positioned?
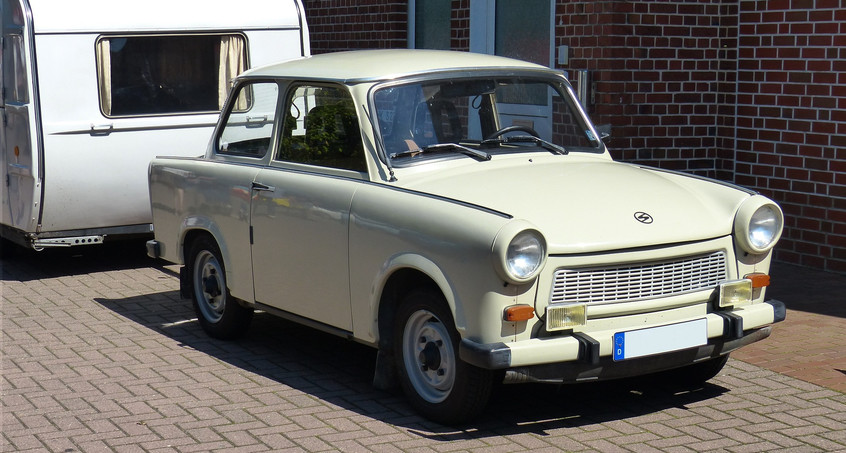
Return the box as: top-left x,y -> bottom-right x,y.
2,33 -> 28,104
96,34 -> 247,117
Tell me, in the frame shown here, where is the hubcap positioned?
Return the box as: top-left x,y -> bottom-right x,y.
419,340 -> 442,371
194,250 -> 225,323
403,309 -> 455,404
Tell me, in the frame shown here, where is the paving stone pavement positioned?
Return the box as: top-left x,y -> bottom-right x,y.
1,242 -> 845,452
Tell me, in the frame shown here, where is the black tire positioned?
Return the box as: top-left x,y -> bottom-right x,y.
393,288 -> 495,425
185,236 -> 253,339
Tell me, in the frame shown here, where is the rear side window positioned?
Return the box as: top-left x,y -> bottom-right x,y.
217,81 -> 279,157
96,34 -> 247,117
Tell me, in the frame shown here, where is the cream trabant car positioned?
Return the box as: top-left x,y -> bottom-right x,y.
147,50 -> 785,424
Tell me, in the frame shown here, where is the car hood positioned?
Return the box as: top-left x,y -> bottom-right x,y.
397,155 -> 752,254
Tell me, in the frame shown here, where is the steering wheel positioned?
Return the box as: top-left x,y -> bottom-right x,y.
485,125 -> 540,140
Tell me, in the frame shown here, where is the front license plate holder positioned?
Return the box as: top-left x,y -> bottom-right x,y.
613,318 -> 707,361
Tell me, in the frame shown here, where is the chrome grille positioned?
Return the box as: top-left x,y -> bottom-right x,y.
550,251 -> 727,304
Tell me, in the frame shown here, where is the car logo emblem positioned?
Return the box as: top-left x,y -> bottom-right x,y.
634,212 -> 653,224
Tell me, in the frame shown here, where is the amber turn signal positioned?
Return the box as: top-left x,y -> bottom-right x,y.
744,273 -> 770,288
504,304 -> 535,322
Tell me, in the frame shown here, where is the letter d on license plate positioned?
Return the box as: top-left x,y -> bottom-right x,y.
613,318 -> 707,361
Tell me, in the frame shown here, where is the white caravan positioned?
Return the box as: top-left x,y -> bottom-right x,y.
0,0 -> 309,249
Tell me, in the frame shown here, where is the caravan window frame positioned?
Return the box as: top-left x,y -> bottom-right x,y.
95,32 -> 249,118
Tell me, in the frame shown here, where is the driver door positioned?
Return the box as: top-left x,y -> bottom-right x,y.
250,83 -> 367,331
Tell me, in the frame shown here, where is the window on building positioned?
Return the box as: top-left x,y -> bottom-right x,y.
495,0 -> 551,66
96,34 -> 247,117
412,0 -> 451,50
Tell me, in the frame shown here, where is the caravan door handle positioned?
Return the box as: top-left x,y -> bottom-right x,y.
90,123 -> 114,136
251,182 -> 275,192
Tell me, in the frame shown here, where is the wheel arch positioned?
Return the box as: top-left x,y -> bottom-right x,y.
374,254 -> 462,353
179,219 -> 231,297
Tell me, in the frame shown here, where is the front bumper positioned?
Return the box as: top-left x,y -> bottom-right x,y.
459,299 -> 786,383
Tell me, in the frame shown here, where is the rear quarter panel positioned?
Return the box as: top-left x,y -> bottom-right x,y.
149,156 -> 260,302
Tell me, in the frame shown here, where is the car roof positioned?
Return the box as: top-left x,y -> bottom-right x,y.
238,49 -> 554,83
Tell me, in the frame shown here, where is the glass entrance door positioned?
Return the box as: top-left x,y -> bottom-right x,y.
469,0 -> 554,139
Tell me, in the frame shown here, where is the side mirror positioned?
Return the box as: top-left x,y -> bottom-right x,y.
596,124 -> 612,143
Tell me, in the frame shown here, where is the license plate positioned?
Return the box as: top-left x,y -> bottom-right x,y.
613,318 -> 707,361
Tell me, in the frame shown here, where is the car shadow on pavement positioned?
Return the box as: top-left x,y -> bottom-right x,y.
95,289 -> 730,437
0,239 -> 158,282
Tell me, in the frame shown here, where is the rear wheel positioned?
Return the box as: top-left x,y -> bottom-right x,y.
393,288 -> 495,425
186,236 -> 253,339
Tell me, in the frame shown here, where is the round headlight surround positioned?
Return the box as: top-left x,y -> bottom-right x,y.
506,231 -> 545,280
492,222 -> 547,285
734,196 -> 783,254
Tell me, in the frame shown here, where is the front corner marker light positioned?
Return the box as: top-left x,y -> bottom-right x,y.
504,304 -> 535,322
744,272 -> 771,289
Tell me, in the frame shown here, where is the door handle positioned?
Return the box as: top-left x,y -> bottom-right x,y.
251,182 -> 275,192
90,123 -> 114,136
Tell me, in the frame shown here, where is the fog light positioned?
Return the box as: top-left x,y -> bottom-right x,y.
719,279 -> 753,308
546,304 -> 586,331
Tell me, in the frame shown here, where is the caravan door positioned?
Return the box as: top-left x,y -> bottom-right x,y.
1,0 -> 40,236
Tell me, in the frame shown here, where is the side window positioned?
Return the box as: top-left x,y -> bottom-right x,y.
2,0 -> 28,106
96,34 -> 247,116
3,34 -> 28,105
277,84 -> 366,172
217,81 -> 278,157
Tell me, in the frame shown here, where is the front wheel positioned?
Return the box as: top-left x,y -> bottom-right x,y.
393,288 -> 495,425
186,236 -> 253,339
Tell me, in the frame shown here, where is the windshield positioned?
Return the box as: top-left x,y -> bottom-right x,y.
372,75 -> 602,164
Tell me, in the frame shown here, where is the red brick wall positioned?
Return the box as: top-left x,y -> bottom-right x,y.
302,1 -> 407,53
733,0 -> 846,271
555,1 -> 736,181
450,1 -> 471,51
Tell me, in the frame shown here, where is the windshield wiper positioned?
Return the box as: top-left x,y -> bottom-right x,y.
481,135 -> 568,155
390,143 -> 491,161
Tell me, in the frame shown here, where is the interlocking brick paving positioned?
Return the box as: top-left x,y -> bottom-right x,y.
732,263 -> 846,394
2,243 -> 845,452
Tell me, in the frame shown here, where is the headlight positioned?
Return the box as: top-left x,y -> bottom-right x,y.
507,231 -> 545,279
734,196 -> 783,254
492,221 -> 547,284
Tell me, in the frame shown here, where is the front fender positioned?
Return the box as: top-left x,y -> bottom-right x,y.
371,252 -> 462,332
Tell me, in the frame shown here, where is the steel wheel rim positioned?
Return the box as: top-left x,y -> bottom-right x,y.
402,309 -> 455,404
193,250 -> 225,323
